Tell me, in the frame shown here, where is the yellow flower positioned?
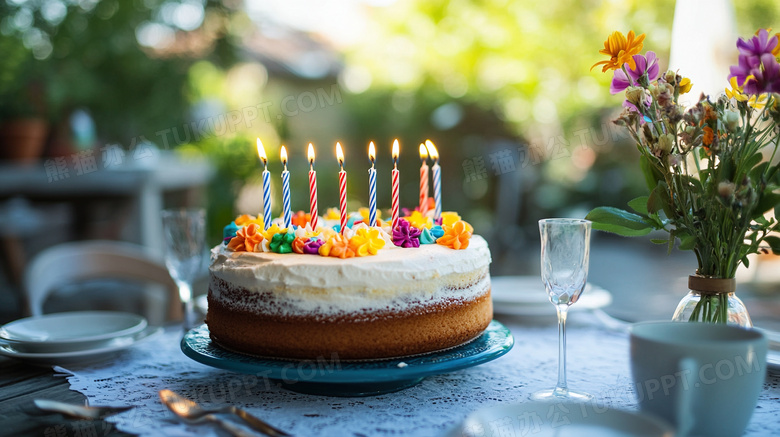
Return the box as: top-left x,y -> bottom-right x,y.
348,228 -> 386,256
405,210 -> 433,229
262,223 -> 287,243
440,211 -> 461,227
358,207 -> 381,223
679,77 -> 693,94
318,234 -> 355,259
325,208 -> 340,220
725,77 -> 748,102
748,94 -> 768,109
591,30 -> 646,72
235,214 -> 263,228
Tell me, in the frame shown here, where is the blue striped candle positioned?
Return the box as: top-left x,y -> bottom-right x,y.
280,146 -> 291,228
257,139 -> 272,230
368,141 -> 377,227
426,140 -> 442,221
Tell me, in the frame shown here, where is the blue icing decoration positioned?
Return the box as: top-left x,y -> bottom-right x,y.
223,222 -> 239,240
332,224 -> 341,233
419,227 -> 437,244
431,225 -> 444,239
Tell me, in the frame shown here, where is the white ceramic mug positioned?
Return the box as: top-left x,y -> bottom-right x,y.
629,321 -> 767,437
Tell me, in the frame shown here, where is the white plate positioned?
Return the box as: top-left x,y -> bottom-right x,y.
443,401 -> 674,437
491,276 -> 612,316
0,311 -> 147,348
0,326 -> 162,366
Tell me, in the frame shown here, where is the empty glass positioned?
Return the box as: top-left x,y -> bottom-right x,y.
162,208 -> 206,331
530,218 -> 592,402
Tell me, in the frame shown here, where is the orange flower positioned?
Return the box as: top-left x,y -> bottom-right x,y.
702,126 -> 714,147
292,236 -> 309,254
318,234 -> 355,258
235,214 -> 263,228
437,220 -> 473,250
291,211 -> 311,228
592,30 -> 646,72
227,223 -> 264,252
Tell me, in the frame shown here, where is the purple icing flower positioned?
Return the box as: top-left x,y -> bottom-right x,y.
303,238 -> 324,254
610,51 -> 659,94
729,30 -> 780,95
392,218 -> 422,248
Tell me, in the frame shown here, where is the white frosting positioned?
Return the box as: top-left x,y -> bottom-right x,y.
209,235 -> 492,318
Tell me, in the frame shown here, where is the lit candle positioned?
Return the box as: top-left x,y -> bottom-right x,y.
426,139 -> 441,221
419,143 -> 429,216
280,145 -> 291,229
336,142 -> 347,234
256,138 -> 272,230
391,139 -> 400,230
368,141 -> 377,227
308,143 -> 318,230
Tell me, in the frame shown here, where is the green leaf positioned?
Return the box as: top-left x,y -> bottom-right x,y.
648,183 -> 672,217
650,239 -> 668,245
678,232 -> 697,251
627,196 -> 650,216
752,192 -> 780,219
640,155 -> 662,192
764,236 -> 780,255
742,255 -> 750,269
775,203 -> 780,222
585,207 -> 654,237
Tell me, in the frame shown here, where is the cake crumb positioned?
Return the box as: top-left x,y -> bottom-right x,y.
397,362 -> 408,368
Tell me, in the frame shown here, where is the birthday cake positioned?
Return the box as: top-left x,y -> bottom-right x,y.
206,209 -> 492,360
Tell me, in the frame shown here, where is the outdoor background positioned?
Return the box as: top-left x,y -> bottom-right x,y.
1,0 -> 779,326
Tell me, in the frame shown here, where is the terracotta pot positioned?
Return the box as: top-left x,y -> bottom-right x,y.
0,118 -> 49,164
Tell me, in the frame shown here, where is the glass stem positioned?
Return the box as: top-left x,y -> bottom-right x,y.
554,304 -> 569,395
177,280 -> 195,331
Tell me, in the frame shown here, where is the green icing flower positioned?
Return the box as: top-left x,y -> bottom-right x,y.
419,227 -> 437,244
270,231 -> 295,253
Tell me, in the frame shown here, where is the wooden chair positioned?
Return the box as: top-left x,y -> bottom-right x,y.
23,240 -> 182,322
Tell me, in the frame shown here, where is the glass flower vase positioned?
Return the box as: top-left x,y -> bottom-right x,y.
672,275 -> 752,327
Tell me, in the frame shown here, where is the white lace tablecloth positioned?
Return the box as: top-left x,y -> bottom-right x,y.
57,315 -> 780,437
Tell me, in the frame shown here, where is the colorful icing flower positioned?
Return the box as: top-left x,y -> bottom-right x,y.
418,227 -> 437,244
431,225 -> 445,239
437,220 -> 473,250
292,236 -> 309,254
325,208 -> 340,220
392,218 -> 422,248
303,238 -> 324,254
227,223 -> 264,252
440,212 -> 461,227
223,221 -> 239,243
270,230 -> 295,254
405,210 -> 433,229
319,234 -> 355,258
262,223 -> 287,243
591,30 -> 646,72
235,214 -> 264,228
349,228 -> 386,256
291,211 -> 312,228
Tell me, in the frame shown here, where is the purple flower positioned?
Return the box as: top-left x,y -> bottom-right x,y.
303,238 -> 324,254
610,51 -> 660,94
729,30 -> 780,95
392,219 -> 421,248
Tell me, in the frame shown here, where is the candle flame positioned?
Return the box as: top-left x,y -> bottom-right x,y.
368,141 -> 376,162
425,139 -> 439,160
392,139 -> 399,160
308,143 -> 315,164
256,138 -> 268,164
419,143 -> 429,160
336,142 -> 345,166
280,145 -> 288,165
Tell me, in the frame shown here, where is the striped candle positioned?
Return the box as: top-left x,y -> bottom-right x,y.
256,138 -> 272,230
391,139 -> 400,229
419,143 -> 429,216
336,142 -> 347,234
426,140 -> 441,221
280,145 -> 291,228
307,143 -> 318,230
368,141 -> 377,227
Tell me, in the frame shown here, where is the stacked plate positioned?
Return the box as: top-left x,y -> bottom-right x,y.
491,276 -> 613,317
0,311 -> 161,366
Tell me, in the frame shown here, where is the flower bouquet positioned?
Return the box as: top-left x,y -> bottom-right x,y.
586,29 -> 780,325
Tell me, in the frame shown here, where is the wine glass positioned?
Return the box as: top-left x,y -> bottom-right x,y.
161,208 -> 206,331
530,218 -> 593,402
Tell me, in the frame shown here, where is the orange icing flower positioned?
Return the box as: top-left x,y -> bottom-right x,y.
437,220 -> 473,250
319,234 -> 355,258
291,211 -> 311,228
235,214 -> 264,228
292,236 -> 309,254
440,211 -> 461,227
405,210 -> 433,229
349,228 -> 386,256
227,223 -> 264,252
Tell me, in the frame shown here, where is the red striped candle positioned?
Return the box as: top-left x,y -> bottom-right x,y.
419,143 -> 429,215
307,143 -> 318,230
391,139 -> 400,229
336,142 -> 347,234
